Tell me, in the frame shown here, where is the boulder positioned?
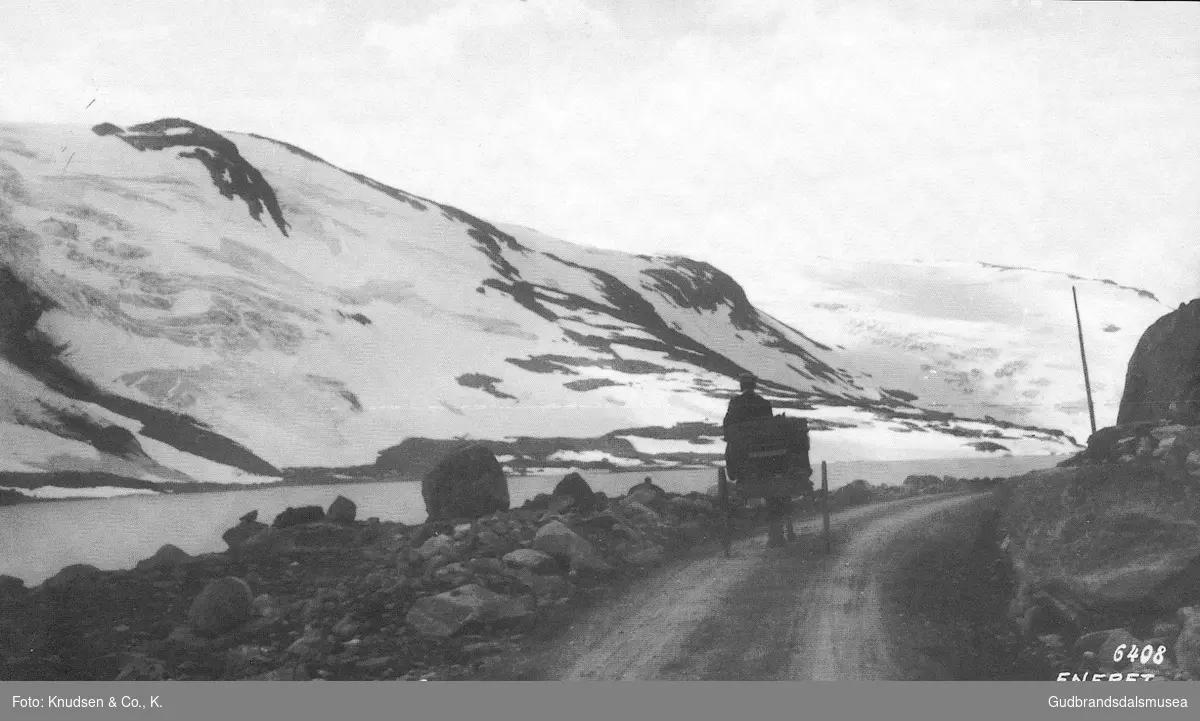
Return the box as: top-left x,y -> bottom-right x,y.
273,505 -> 325,528
630,477 -> 666,496
42,564 -> 101,591
326,495 -> 357,523
502,549 -> 559,574
418,534 -> 457,561
468,557 -> 505,577
135,543 -> 191,571
239,510 -> 258,523
411,521 -> 454,548
222,520 -> 268,550
1117,299 -> 1200,425
422,444 -> 509,521
578,512 -> 619,530
548,495 -> 576,515
1177,606 -> 1200,677
0,574 -> 27,596
431,562 -> 474,588
552,472 -> 599,511
531,521 -> 612,576
626,487 -> 666,510
238,527 -> 295,556
521,493 -> 553,511
620,500 -> 661,526
473,529 -> 511,557
530,520 -> 585,560
404,583 -> 533,637
189,577 -> 254,637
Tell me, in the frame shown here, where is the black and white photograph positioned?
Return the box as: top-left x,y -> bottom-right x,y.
1,0 -> 1199,699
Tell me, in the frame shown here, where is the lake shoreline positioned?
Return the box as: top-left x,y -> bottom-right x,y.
0,453 -> 1067,505
0,475 -> 1001,682
0,465 -> 714,505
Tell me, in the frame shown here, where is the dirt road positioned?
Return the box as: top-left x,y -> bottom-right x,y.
490,492 -> 998,681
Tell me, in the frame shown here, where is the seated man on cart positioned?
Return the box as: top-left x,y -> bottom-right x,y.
723,373 -> 807,547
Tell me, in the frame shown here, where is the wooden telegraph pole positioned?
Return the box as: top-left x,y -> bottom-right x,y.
821,461 -> 830,554
1073,286 -> 1098,436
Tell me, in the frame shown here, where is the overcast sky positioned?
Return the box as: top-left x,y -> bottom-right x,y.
2,0 -> 1198,311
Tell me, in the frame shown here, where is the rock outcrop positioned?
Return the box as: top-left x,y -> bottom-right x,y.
273,506 -> 325,528
421,444 -> 509,521
327,496 -> 357,523
135,544 -> 191,571
551,472 -> 599,511
1117,298 -> 1200,426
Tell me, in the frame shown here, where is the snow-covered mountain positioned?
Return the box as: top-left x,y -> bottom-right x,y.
0,119 -> 1083,496
776,257 -> 1170,446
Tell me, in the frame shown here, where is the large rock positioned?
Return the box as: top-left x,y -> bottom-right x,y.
222,520 -> 268,550
502,549 -> 559,574
326,495 -> 357,523
552,472 -> 598,510
626,480 -> 667,510
42,564 -> 101,591
405,584 -> 533,637
1117,299 -> 1200,425
0,574 -> 27,596
422,444 -> 509,521
189,576 -> 254,637
273,505 -> 325,528
532,520 -> 612,575
1177,606 -> 1200,677
417,534 -> 457,560
620,499 -> 661,526
135,543 -> 191,571
239,527 -> 296,556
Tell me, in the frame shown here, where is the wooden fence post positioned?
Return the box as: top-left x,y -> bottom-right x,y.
718,466 -> 731,557
821,461 -> 830,554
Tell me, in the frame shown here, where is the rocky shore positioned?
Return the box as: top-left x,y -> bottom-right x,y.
0,471 -> 729,681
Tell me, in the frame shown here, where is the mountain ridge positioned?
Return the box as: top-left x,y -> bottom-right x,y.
0,118 -> 1090,498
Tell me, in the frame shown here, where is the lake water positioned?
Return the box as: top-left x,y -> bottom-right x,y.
0,455 -> 1062,586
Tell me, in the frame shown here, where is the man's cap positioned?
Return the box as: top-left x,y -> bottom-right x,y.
738,372 -> 757,387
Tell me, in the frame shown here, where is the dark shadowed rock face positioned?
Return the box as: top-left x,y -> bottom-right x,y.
135,544 -> 190,571
42,564 -> 101,591
222,520 -> 268,550
1118,299 -> 1200,425
272,506 -> 325,528
422,444 -> 509,522
326,495 -> 356,523
552,472 -> 597,510
91,119 -> 290,236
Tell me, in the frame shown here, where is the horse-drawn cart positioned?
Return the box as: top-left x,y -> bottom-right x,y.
719,414 -> 815,555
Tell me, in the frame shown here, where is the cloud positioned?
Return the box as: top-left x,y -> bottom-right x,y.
0,0 -> 1195,309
